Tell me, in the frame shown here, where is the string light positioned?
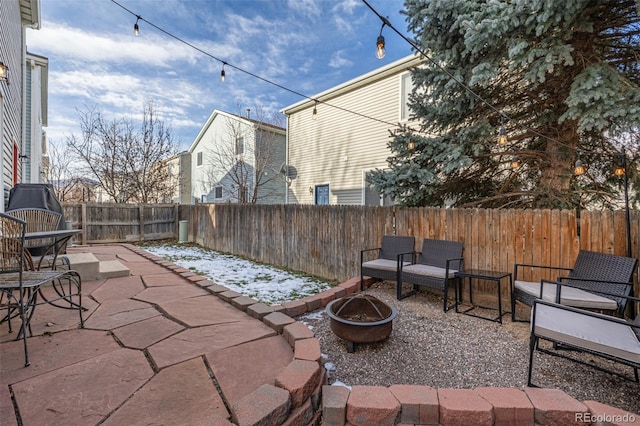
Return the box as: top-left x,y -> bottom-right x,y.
312,101 -> 318,120
376,19 -> 390,59
134,15 -> 141,36
0,61 -> 8,84
614,154 -> 626,177
221,62 -> 226,82
407,139 -> 415,150
574,151 -> 585,175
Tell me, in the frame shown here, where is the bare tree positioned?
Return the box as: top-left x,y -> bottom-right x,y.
202,108 -> 285,204
66,102 -> 178,203
45,139 -> 82,202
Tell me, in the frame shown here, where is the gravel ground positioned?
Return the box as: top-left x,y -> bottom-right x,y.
300,281 -> 640,415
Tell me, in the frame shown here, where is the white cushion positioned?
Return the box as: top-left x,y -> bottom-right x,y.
515,280 -> 618,311
533,303 -> 640,364
402,264 -> 457,279
362,259 -> 409,272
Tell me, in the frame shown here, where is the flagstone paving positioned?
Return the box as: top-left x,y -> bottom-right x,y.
0,244 -> 295,425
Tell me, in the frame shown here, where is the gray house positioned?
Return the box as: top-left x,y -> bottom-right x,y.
188,109 -> 286,204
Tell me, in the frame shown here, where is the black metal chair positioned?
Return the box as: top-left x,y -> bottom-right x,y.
360,235 -> 415,291
512,250 -> 637,321
0,212 -> 83,367
397,238 -> 464,311
528,294 -> 640,386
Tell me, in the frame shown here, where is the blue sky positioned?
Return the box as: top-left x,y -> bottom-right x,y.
27,0 -> 411,151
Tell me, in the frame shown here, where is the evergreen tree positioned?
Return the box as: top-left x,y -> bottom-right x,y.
368,0 -> 639,209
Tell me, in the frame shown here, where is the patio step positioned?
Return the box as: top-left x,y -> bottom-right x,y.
63,253 -> 131,281
64,252 -> 101,282
98,260 -> 131,279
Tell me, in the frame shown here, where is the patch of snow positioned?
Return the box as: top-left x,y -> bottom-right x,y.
143,243 -> 332,305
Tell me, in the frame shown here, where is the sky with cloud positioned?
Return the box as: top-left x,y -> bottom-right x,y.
27,0 -> 411,151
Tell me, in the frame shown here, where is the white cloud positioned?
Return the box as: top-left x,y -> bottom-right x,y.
287,0 -> 321,19
329,50 -> 353,69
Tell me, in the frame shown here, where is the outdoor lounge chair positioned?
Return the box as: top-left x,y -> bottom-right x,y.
512,250 -> 637,321
360,235 -> 415,291
0,212 -> 83,367
528,295 -> 640,387
397,238 -> 463,311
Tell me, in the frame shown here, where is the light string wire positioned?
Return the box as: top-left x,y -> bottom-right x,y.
109,0 -> 402,129
361,0 -> 580,153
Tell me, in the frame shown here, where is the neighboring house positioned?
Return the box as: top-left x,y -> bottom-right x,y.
0,0 -> 42,211
23,51 -> 48,184
188,109 -> 286,204
51,177 -> 101,203
281,54 -> 423,205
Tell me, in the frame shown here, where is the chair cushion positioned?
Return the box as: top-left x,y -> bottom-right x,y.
533,303 -> 640,364
402,264 -> 457,279
515,280 -> 618,310
362,259 -> 409,272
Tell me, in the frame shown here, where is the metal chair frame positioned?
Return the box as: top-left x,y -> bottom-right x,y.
0,212 -> 83,367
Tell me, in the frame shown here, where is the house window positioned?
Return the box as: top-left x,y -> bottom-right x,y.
196,152 -> 203,166
214,186 -> 223,199
315,184 -> 329,205
400,72 -> 412,122
235,137 -> 244,155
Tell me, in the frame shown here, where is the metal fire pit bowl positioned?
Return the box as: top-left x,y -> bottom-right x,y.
325,293 -> 398,353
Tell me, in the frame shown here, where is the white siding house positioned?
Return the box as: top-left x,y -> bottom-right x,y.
0,0 -> 41,211
281,54 -> 423,205
24,51 -> 48,184
188,109 -> 286,204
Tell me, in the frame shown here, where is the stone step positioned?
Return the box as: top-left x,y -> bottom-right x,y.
64,252 -> 100,282
63,253 -> 131,281
99,260 -> 131,279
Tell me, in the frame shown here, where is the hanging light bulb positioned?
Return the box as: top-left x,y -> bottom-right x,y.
220,63 -> 226,82
511,155 -> 521,169
407,139 -> 415,150
614,154 -> 626,177
376,21 -> 387,59
134,16 -> 141,36
0,61 -> 8,83
498,127 -> 507,146
574,159 -> 585,176
312,101 -> 318,120
376,34 -> 386,59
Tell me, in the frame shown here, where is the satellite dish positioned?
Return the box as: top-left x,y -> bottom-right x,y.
279,163 -> 297,179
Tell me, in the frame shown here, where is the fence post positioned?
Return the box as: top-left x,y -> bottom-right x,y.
139,204 -> 145,242
174,203 -> 179,240
81,203 -> 87,245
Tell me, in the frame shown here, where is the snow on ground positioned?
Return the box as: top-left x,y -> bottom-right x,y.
143,243 -> 333,305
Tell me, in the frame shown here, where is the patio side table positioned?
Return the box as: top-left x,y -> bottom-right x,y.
454,269 -> 512,324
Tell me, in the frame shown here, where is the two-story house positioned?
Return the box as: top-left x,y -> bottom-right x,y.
281,54 -> 423,205
0,0 -> 43,211
188,109 -> 286,204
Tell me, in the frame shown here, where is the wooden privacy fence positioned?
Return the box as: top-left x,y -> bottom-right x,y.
62,203 -> 178,244
182,204 -> 639,298
60,202 -> 638,298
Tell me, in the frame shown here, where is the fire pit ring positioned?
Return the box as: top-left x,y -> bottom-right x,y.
325,293 -> 398,353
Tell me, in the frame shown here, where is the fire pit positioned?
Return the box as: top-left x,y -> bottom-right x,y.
325,293 -> 398,353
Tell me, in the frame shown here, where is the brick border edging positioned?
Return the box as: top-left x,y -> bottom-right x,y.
128,245 -> 639,426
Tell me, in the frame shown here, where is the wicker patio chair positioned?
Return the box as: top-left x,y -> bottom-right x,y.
5,207 -> 70,269
0,212 -> 83,367
398,238 -> 464,311
512,250 -> 637,321
360,235 -> 415,291
528,295 -> 640,386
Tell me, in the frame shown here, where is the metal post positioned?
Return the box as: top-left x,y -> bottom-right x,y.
621,152 -> 632,258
